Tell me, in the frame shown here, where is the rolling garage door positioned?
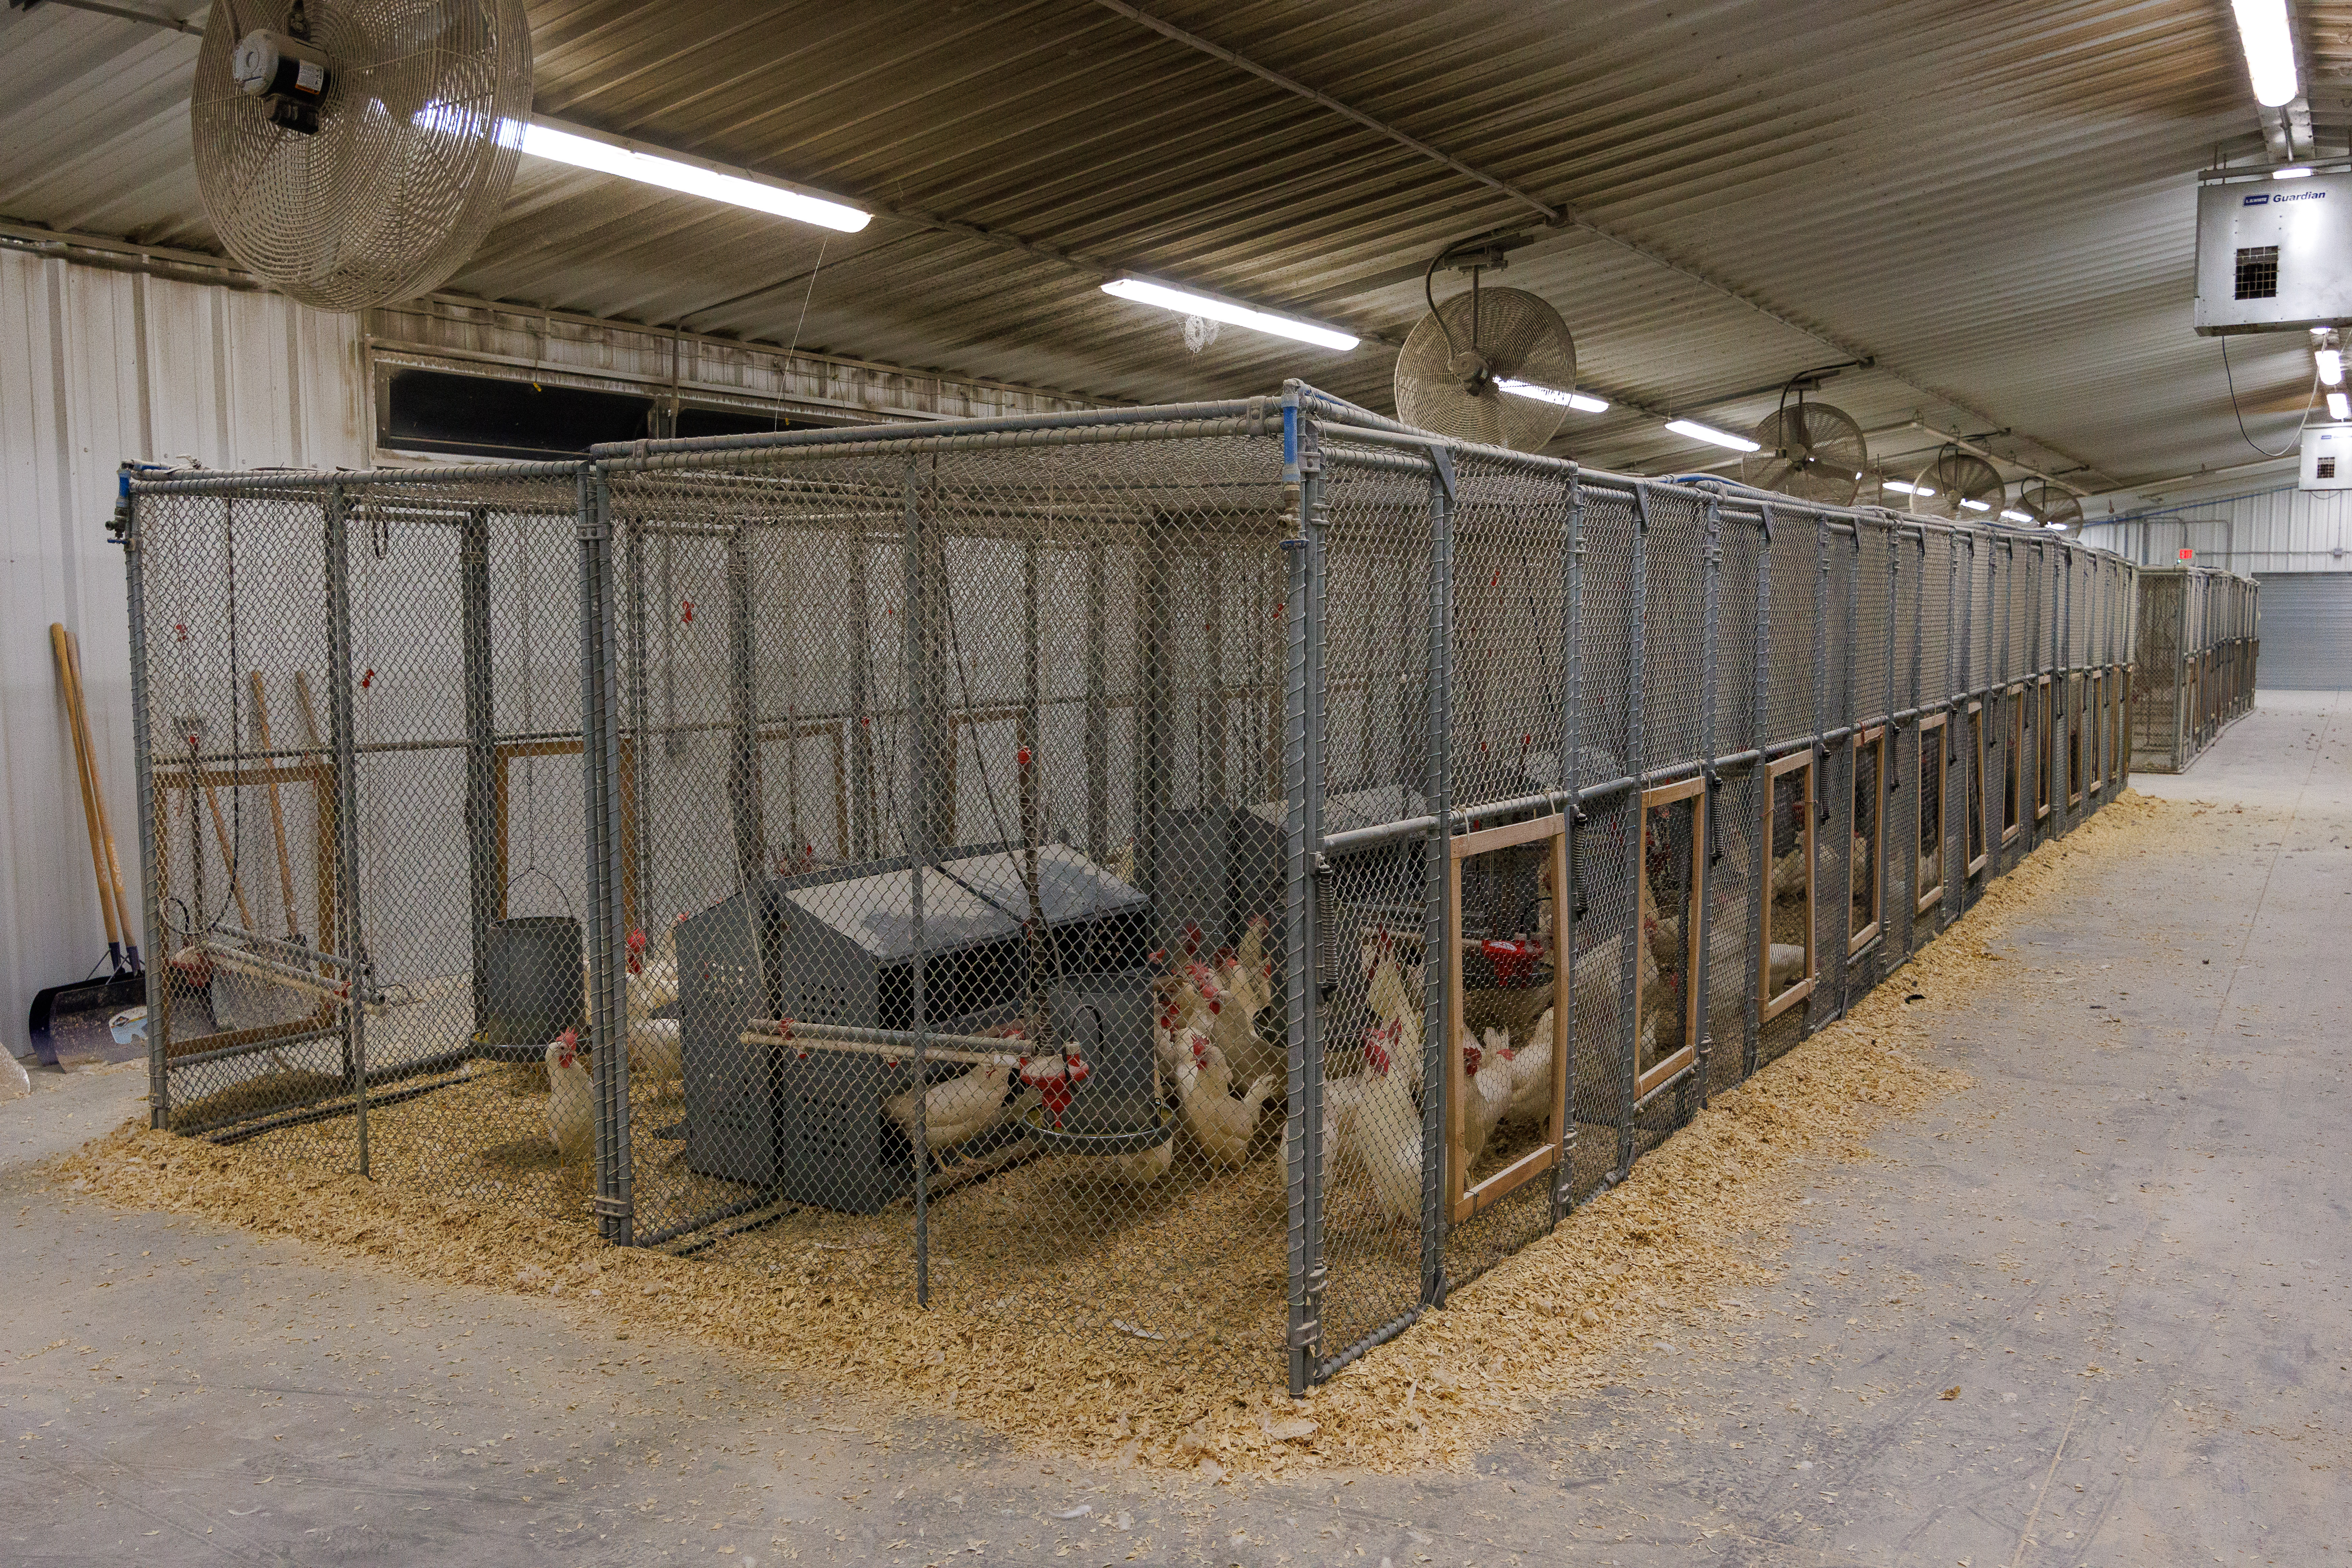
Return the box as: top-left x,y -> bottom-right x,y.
2254,573 -> 2352,688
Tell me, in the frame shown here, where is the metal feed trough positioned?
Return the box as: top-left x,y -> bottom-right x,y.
120,384 -> 2140,1394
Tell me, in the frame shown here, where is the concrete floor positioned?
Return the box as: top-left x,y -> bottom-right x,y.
4,692 -> 2345,1567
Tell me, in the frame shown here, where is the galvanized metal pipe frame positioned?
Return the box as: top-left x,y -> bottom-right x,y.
581,474 -> 633,1244
127,385 -> 2148,1400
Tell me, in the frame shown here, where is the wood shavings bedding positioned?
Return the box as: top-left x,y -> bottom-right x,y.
51,790 -> 2182,1481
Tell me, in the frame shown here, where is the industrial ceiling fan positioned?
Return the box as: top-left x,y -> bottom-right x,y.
2014,480 -> 2085,531
191,0 -> 534,311
1740,369 -> 1870,505
1903,447 -> 2006,520
1393,234 -> 1579,451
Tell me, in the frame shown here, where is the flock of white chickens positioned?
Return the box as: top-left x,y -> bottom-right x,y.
542,925 -> 682,1164
526,818 -> 1831,1220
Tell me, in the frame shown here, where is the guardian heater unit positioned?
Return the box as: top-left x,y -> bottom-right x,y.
2195,168 -> 2352,335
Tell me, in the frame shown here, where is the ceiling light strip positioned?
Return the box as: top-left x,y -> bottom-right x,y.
1100,277 -> 1357,350
521,117 -> 872,233
1664,418 -> 1760,453
2232,0 -> 2301,109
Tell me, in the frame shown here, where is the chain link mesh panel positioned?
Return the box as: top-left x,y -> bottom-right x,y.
2129,566 -> 2255,773
124,390 -> 2160,1397
134,470 -> 603,1229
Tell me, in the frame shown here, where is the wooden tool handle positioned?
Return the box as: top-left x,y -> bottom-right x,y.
250,670 -> 301,940
64,630 -> 137,960
51,623 -> 122,951
292,670 -> 323,750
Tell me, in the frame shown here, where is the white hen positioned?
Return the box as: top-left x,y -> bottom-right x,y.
1503,1008 -> 1557,1126
886,1060 -> 1018,1159
627,1015 -> 682,1098
1204,977 -> 1281,1089
1770,846 -> 1809,901
1175,1056 -> 1276,1168
1569,929 -> 1660,1020
545,1030 -> 596,1163
1345,1029 -> 1423,1225
1459,1028 -> 1514,1165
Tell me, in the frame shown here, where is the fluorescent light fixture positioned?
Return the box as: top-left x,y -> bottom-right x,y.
2320,348 -> 2344,385
1959,497 -> 1992,512
1100,278 -> 1357,351
2044,520 -> 2069,531
2275,165 -> 2316,179
1664,417 -> 1759,452
2329,390 -> 2350,420
518,118 -> 871,233
1884,478 -> 1935,497
2231,0 -> 2300,108
2000,508 -> 2034,524
1497,378 -> 1609,413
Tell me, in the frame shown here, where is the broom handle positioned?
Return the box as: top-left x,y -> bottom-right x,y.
51,623 -> 123,961
185,691 -> 258,934
292,669 -> 323,750
250,671 -> 301,939
64,629 -> 139,968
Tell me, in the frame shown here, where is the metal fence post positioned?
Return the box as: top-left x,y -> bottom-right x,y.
1616,486 -> 1651,1181
1742,505 -> 1772,1080
1553,471 -> 1584,1224
1883,529 -> 1901,930
903,460 -> 934,1308
1837,528 -> 1860,1015
1692,495 -> 1722,1109
120,486 -> 168,1130
2059,544 -> 2073,824
1416,452 -> 1452,1308
460,505 -> 498,1046
580,471 -> 633,1245
1809,517 -> 1829,1019
1956,532 -> 1975,908
1282,396 -> 1330,1388
321,481 -> 371,1176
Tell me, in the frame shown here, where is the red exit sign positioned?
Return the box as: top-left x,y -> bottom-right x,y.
2179,547 -> 2195,560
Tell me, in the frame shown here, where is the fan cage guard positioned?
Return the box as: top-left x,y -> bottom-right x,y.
1394,286 -> 1577,452
191,0 -> 533,311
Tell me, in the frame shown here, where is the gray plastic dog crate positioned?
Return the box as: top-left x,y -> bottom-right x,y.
676,843 -> 1150,1212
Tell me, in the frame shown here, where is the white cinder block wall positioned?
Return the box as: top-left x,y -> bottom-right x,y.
0,248 -> 366,1059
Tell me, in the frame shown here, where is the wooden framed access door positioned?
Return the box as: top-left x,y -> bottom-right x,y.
2034,677 -> 2054,822
1636,777 -> 1706,1101
2002,685 -> 2025,844
494,736 -> 639,930
1849,726 -> 1886,955
1966,700 -> 1989,877
1915,713 -> 1948,915
1445,812 -> 1571,1224
1760,751 -> 1815,1021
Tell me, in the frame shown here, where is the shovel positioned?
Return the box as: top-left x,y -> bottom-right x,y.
26,624 -> 144,1066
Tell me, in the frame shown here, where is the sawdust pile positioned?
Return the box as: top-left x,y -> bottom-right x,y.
51,791 -> 2185,1479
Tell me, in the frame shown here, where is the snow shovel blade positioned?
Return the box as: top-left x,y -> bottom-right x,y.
27,973 -> 146,1068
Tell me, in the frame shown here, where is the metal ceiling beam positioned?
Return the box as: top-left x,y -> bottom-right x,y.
1087,0 -> 1563,223
10,0 -> 203,35
1089,0 -> 2116,490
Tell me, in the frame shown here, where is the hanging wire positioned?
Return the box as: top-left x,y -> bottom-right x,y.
2220,336 -> 2322,460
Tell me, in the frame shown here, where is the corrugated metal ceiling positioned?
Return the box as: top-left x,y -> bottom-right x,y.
0,0 -> 2329,490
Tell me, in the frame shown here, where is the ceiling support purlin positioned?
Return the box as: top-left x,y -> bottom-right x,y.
1088,0 -> 2115,487
47,0 -> 2112,484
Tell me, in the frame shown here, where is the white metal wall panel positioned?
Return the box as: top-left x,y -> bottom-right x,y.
2085,483 -> 2352,575
0,249 -> 366,1062
2252,573 -> 2352,689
